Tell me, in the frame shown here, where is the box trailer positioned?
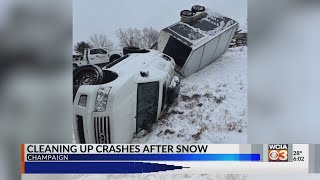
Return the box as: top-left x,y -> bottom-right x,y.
157,5 -> 239,77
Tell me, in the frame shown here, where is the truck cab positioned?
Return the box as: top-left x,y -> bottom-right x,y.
73,49 -> 180,144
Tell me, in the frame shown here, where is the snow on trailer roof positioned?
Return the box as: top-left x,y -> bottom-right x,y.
163,9 -> 237,48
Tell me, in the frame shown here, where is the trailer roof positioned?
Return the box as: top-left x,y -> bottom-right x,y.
163,9 -> 238,48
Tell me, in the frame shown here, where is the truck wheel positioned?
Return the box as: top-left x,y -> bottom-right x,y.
109,54 -> 121,62
73,65 -> 103,86
180,10 -> 193,17
191,5 -> 205,13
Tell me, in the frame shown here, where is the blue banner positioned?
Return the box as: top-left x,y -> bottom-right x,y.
25,162 -> 187,174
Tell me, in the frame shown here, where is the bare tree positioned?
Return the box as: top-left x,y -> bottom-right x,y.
116,27 -> 159,49
74,41 -> 92,55
89,33 -> 114,51
116,28 -> 141,48
141,27 -> 160,48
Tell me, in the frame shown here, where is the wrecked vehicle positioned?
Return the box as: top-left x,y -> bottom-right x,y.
72,5 -> 238,144
73,48 -> 180,144
73,48 -> 123,70
157,5 -> 239,77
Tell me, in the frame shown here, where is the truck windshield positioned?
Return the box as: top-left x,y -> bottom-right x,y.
163,36 -> 192,69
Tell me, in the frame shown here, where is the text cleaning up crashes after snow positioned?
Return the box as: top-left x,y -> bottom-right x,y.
157,5 -> 239,77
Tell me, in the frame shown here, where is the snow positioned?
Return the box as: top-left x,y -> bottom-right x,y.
234,17 -> 247,33
132,46 -> 247,144
238,22 -> 247,33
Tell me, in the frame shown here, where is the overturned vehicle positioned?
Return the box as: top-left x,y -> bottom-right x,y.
73,48 -> 180,144
157,5 -> 239,77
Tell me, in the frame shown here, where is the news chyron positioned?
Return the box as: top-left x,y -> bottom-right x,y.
21,144 -> 314,174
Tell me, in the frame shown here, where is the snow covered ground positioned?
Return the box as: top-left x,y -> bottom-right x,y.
132,46 -> 247,144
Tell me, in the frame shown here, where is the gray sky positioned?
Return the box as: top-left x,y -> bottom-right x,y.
73,0 -> 247,46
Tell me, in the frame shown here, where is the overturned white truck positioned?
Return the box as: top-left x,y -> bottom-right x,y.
73,48 -> 180,144
157,5 -> 239,77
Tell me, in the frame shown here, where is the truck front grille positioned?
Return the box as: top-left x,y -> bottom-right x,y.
76,115 -> 86,144
94,117 -> 110,144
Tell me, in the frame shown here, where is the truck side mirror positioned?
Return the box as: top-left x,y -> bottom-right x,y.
167,76 -> 180,105
169,76 -> 180,88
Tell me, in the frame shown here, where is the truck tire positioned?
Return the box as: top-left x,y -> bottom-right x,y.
109,54 -> 121,62
180,10 -> 193,17
191,5 -> 205,13
123,47 -> 150,55
73,64 -> 103,86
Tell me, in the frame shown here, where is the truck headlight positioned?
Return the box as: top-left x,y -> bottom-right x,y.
95,87 -> 109,112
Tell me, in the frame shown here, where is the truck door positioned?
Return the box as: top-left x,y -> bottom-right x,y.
88,49 -> 109,64
136,81 -> 159,132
